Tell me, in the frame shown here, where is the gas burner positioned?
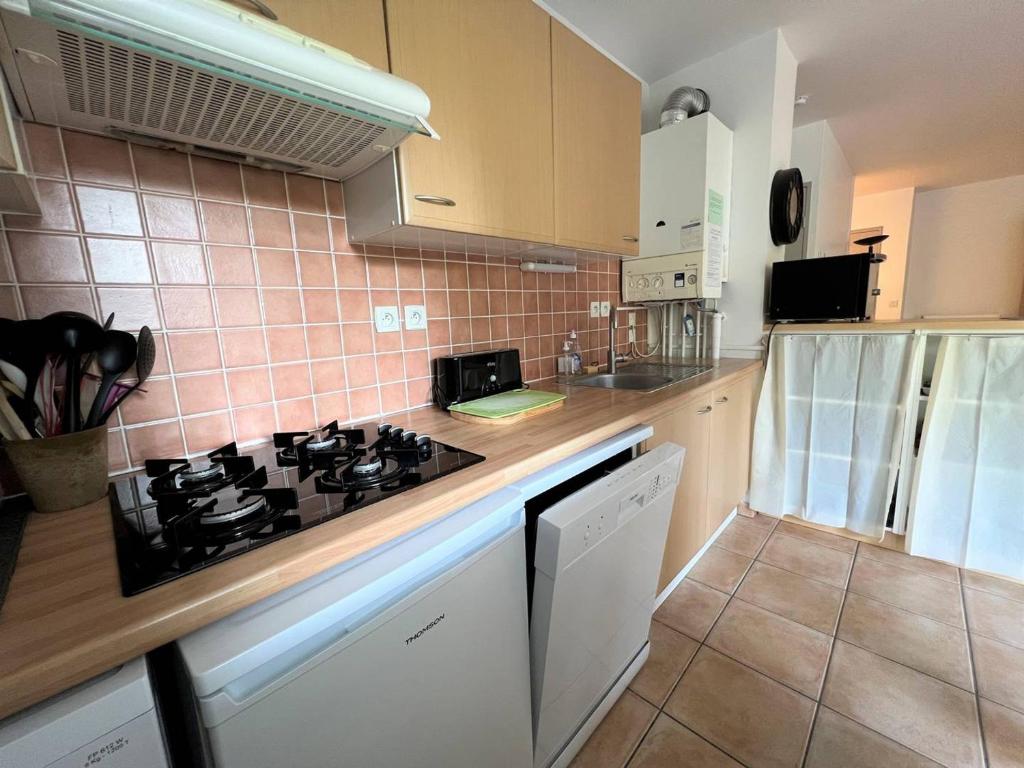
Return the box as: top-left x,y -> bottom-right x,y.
199,492 -> 267,526
274,421 -> 365,478
179,461 -> 225,486
351,455 -> 383,477
318,454 -> 408,493
145,444 -> 254,498
307,436 -> 339,452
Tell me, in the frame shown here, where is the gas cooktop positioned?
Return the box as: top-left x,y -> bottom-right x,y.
109,421 -> 484,595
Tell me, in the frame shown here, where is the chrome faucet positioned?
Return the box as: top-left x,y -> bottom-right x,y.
608,304 -> 622,374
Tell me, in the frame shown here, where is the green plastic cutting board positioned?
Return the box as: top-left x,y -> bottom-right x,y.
449,389 -> 566,419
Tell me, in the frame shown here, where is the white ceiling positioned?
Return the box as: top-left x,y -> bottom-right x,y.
541,0 -> 1024,194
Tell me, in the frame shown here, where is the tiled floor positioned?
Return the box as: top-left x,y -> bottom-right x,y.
571,514 -> 1024,768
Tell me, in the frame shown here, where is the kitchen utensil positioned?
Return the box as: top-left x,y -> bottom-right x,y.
3,425 -> 108,512
97,326 -> 155,425
9,319 -> 48,432
43,312 -> 104,433
0,394 -> 31,440
84,330 -> 137,428
447,389 -> 566,425
81,312 -> 115,376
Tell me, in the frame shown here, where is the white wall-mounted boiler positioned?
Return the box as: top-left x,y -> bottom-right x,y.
624,113 -> 732,302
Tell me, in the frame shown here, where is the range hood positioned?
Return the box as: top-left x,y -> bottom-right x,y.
0,0 -> 436,179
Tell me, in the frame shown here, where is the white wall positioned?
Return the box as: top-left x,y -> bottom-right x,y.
852,187 -> 916,320
790,120 -> 854,259
645,30 -> 798,357
903,175 -> 1024,319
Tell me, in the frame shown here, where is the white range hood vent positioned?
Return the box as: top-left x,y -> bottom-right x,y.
0,0 -> 436,179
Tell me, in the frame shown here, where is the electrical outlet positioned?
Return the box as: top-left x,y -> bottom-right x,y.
374,306 -> 400,333
600,301 -> 610,317
628,326 -> 636,343
589,301 -> 601,318
628,312 -> 636,326
404,304 -> 427,330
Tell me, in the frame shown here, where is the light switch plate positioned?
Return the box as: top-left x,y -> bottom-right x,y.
600,301 -> 610,317
374,306 -> 400,333
404,304 -> 427,330
589,301 -> 600,318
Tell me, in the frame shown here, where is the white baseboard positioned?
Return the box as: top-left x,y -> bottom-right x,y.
654,508 -> 737,610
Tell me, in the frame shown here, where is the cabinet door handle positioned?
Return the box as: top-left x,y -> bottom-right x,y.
697,405 -> 713,414
715,396 -> 729,404
240,0 -> 278,20
414,195 -> 456,207
622,235 -> 638,242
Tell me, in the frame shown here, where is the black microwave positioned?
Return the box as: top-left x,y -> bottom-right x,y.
433,349 -> 523,409
768,253 -> 883,322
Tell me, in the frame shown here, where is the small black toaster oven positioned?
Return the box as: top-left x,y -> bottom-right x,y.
433,349 -> 523,409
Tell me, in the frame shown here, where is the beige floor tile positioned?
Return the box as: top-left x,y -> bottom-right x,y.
715,517 -> 772,558
963,569 -> 1024,603
805,707 -> 941,768
665,646 -> 815,768
735,561 -> 845,634
744,512 -> 779,530
627,714 -> 741,768
776,520 -> 859,554
964,587 -> 1024,649
971,634 -> 1024,713
629,621 -> 699,706
653,579 -> 729,642
571,690 -> 657,768
848,557 -> 965,628
858,543 -> 960,583
822,640 -> 984,768
687,546 -> 752,594
837,592 -> 974,690
979,698 -> 1024,768
706,598 -> 832,698
758,533 -> 854,588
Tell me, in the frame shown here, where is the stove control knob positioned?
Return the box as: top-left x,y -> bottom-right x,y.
652,276 -> 664,288
402,430 -> 417,445
415,434 -> 432,450
377,423 -> 392,436
388,426 -> 404,442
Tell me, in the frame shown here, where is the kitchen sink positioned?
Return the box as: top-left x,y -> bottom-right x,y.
569,362 -> 713,393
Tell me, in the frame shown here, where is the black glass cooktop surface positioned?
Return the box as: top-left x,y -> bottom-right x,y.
109,421 -> 484,595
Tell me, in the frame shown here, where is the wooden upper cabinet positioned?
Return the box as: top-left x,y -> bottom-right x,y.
220,0 -> 390,71
706,374 -> 758,536
551,21 -> 641,256
385,0 -> 555,242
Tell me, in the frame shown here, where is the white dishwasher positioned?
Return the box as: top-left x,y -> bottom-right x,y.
510,426 -> 684,768
170,488 -> 533,768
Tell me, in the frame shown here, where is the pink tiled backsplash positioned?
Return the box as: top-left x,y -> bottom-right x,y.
0,124 -> 644,473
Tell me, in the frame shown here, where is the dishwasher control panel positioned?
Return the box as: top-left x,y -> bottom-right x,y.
535,443 -> 684,573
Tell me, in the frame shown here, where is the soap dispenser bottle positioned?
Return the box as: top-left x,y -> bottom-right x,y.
568,330 -> 582,374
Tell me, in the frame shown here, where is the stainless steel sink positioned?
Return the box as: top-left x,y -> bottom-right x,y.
572,372 -> 675,390
569,362 -> 713,393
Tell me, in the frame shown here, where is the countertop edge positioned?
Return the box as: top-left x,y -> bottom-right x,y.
0,359 -> 761,719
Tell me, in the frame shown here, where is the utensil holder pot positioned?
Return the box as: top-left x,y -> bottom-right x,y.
3,426 -> 109,513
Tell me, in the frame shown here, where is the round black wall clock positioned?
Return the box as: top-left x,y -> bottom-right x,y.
769,168 -> 804,245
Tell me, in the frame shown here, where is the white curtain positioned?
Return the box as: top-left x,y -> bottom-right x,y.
749,333 -> 920,538
907,336 -> 1024,579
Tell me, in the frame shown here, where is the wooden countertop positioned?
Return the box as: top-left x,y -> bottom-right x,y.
766,319 -> 1024,334
0,358 -> 760,719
